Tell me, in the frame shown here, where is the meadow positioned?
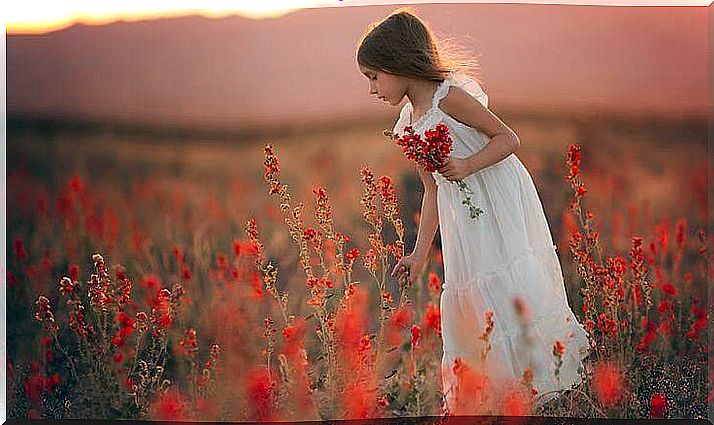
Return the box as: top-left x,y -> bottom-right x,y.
5,110 -> 711,420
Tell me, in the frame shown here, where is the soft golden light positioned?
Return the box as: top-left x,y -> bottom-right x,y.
6,0 -> 330,34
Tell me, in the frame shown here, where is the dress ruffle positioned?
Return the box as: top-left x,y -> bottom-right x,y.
438,242 -> 591,412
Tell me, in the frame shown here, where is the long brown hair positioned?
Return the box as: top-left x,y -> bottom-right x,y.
356,7 -> 484,86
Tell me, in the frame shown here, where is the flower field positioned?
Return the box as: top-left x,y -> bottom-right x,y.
5,113 -> 711,420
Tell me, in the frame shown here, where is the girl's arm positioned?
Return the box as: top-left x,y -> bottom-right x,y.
411,166 -> 440,262
437,86 -> 520,181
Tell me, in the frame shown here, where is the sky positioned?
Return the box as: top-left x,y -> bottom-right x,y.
5,0 -> 711,34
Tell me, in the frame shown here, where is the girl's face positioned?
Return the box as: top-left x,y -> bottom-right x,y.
359,65 -> 406,106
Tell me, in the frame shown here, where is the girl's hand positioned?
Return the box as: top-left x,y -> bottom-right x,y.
438,157 -> 472,181
391,252 -> 427,287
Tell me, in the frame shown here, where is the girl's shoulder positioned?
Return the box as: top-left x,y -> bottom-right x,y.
443,71 -> 489,110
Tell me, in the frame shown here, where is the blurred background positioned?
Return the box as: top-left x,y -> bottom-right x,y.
7,2 -> 709,254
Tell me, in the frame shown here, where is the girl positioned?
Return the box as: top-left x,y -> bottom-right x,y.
357,8 -> 591,414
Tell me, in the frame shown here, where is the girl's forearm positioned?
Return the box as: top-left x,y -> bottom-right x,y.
412,188 -> 440,261
467,133 -> 519,174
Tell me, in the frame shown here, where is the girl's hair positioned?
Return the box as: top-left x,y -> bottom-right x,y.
356,7 -> 484,86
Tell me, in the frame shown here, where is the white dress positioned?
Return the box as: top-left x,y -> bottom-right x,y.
391,71 -> 592,412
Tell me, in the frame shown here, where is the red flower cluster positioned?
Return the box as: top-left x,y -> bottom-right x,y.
424,302 -> 441,336
565,144 -> 588,199
392,124 -> 453,172
387,124 -> 484,221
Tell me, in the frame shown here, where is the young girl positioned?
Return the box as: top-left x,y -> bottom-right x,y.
357,9 -> 591,414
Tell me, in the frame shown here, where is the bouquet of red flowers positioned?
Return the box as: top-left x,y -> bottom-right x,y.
385,124 -> 484,221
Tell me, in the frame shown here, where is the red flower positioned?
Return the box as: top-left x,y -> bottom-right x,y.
346,248 -> 360,261
388,124 -> 483,220
427,272 -> 442,294
14,238 -> 28,262
424,303 -> 441,336
390,307 -> 412,329
661,282 -> 677,297
303,228 -> 317,241
181,265 -> 191,281
649,393 -> 667,418
592,361 -> 624,407
152,389 -> 187,421
410,324 -> 421,349
513,296 -> 530,319
247,368 -> 275,420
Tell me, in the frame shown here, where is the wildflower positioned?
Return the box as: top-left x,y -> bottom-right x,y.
34,295 -> 58,334
428,272 -> 442,295
378,174 -> 405,241
390,307 -> 412,329
363,248 -> 378,275
152,389 -> 187,421
313,185 -> 333,233
387,124 -> 483,220
649,393 -> 667,418
592,361 -> 624,407
359,166 -> 382,231
675,219 -> 687,248
346,248 -> 360,261
424,303 -> 441,336
502,387 -> 532,416
661,282 -> 677,297
513,296 -> 530,320
410,324 -> 421,349
303,227 -> 317,241
248,367 -> 275,421
179,328 -> 198,357
14,238 -> 28,261
478,310 -> 494,342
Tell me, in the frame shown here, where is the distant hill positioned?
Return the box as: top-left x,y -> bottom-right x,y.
7,4 -> 708,131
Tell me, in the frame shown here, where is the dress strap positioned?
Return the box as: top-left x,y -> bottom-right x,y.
431,72 -> 453,110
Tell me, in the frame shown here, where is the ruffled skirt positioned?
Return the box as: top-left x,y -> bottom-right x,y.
434,155 -> 591,414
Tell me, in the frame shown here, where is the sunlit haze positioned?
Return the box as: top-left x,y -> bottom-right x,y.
5,0 -> 709,34
6,1 -> 314,34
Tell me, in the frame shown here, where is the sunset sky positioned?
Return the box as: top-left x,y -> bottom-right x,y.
5,0 -> 710,34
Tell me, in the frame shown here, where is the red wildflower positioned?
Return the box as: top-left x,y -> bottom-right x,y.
247,367 -> 275,420
152,389 -> 187,421
346,248 -> 360,261
388,124 -> 483,220
14,238 -> 28,261
649,393 -> 667,418
390,307 -> 412,329
304,227 -> 317,241
410,324 -> 421,349
424,303 -> 441,336
513,296 -> 530,320
592,361 -> 624,407
661,282 -> 677,297
428,272 -> 442,295
675,219 -> 687,248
